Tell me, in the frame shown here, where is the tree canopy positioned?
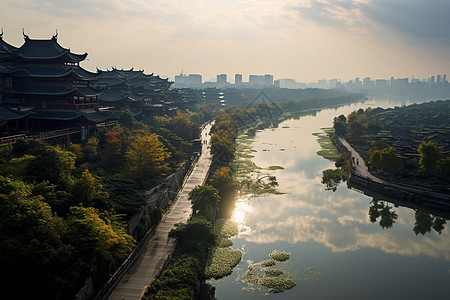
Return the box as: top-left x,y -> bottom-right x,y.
189,185 -> 221,221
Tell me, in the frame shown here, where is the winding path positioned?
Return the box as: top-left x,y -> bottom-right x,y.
108,122 -> 214,300
338,136 -> 449,201
338,136 -> 383,183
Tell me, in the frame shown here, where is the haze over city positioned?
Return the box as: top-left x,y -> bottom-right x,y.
2,0 -> 450,83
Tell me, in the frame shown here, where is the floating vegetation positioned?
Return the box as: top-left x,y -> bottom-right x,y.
217,239 -> 233,247
243,269 -> 260,284
242,254 -> 296,294
259,259 -> 276,267
279,148 -> 286,151
282,126 -> 290,128
214,218 -> 239,237
269,250 -> 290,262
205,219 -> 242,279
313,127 -> 340,161
230,134 -> 283,196
304,267 -> 317,271
205,247 -> 242,279
264,269 -> 284,277
267,165 -> 284,170
258,277 -> 296,293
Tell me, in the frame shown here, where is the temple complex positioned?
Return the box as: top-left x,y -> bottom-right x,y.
0,31 -> 190,144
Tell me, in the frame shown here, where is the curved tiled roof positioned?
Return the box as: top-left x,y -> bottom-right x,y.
14,36 -> 87,62
13,84 -> 75,95
0,105 -> 32,126
30,109 -> 82,120
77,86 -> 102,97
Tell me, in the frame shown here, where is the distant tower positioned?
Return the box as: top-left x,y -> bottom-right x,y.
264,74 -> 273,86
235,74 -> 242,85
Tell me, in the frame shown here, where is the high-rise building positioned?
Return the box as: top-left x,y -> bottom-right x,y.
249,75 -> 264,86
318,79 -> 327,89
264,74 -> 273,86
217,74 -> 227,84
174,73 -> 202,88
235,74 -> 242,85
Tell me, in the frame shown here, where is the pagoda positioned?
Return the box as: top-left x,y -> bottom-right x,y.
0,31 -> 108,142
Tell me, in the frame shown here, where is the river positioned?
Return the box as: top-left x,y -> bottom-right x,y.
209,96 -> 450,299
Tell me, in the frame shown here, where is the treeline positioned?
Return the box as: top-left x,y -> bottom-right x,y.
0,108 -> 212,299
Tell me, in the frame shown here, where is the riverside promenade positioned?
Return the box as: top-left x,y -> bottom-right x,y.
108,122 -> 214,300
337,136 -> 449,205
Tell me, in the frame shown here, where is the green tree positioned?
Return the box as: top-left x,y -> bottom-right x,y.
347,120 -> 362,138
418,141 -> 443,174
0,176 -> 74,298
189,185 -> 221,221
125,132 -> 171,186
82,136 -> 99,161
72,169 -> 109,208
118,109 -> 137,128
169,217 -> 216,247
66,206 -> 135,282
209,166 -> 232,192
26,146 -> 76,186
369,147 -> 400,173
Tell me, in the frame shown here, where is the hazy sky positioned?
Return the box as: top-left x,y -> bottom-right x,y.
2,0 -> 449,82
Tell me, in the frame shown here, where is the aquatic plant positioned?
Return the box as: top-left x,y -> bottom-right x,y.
214,218 -> 239,237
313,127 -> 340,161
258,277 -> 296,293
242,258 -> 296,294
267,165 -> 284,170
205,218 -> 242,279
259,259 -> 276,267
205,247 -> 242,279
269,250 -> 290,262
264,269 -> 284,277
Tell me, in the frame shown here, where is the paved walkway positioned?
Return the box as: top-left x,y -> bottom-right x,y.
338,136 -> 383,183
109,122 -> 214,300
338,136 -> 449,200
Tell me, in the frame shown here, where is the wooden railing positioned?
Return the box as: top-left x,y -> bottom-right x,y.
0,134 -> 27,145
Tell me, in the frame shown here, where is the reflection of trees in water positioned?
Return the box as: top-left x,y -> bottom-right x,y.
368,200 -> 398,229
414,209 -> 447,235
368,200 -> 447,234
321,169 -> 346,192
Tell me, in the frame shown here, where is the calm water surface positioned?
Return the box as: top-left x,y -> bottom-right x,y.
210,96 -> 450,299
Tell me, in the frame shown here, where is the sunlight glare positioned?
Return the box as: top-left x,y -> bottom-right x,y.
231,196 -> 253,225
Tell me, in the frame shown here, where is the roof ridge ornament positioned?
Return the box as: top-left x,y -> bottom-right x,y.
22,28 -> 29,40
52,29 -> 58,40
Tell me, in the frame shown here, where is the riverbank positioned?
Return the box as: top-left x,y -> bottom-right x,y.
335,136 -> 450,210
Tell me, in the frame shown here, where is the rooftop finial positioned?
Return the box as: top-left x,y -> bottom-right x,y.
52,29 -> 58,40
22,28 -> 29,40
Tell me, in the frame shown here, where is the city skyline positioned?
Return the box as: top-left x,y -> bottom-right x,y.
173,71 -> 448,87
2,0 -> 450,82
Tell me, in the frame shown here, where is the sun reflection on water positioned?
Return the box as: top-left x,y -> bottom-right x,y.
231,195 -> 253,227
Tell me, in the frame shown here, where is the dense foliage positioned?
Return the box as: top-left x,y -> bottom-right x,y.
0,107 -> 210,298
